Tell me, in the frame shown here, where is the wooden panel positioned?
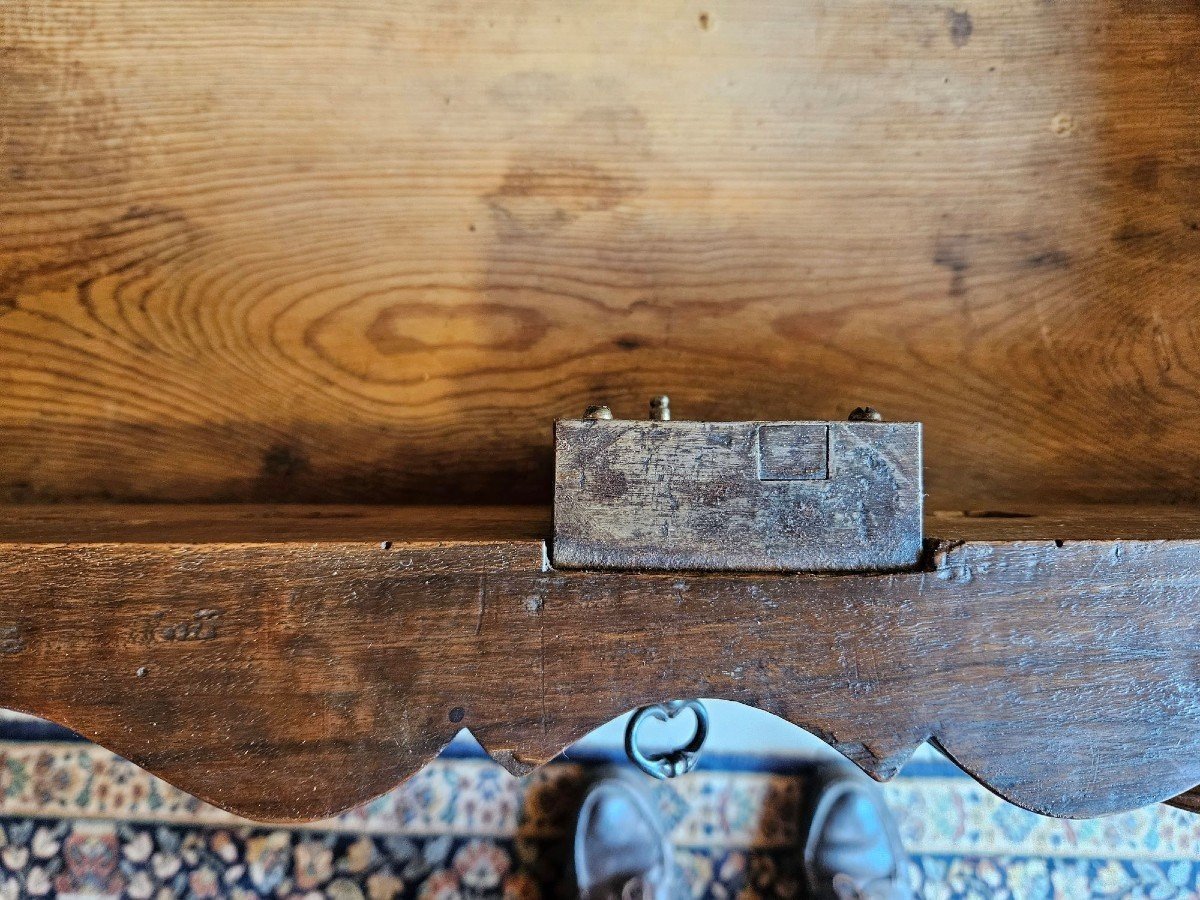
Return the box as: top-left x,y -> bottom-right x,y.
1,1 -> 1199,507
0,503 -> 1199,821
553,419 -> 922,572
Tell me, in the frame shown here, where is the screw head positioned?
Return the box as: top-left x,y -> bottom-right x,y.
848,406 -> 883,422
584,405 -> 614,420
649,395 -> 671,421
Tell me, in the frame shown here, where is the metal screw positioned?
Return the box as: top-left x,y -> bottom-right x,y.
848,406 -> 883,422
584,405 -> 613,420
649,395 -> 671,421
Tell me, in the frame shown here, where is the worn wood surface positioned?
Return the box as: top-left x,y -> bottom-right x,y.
0,503 -> 1198,822
4,0 -> 1200,825
0,503 -> 552,544
554,419 -> 922,572
4,502 -> 1198,544
2,0 -> 1199,509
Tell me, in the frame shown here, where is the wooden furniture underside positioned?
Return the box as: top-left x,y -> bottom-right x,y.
1,503 -> 1197,823
3,0 -> 1200,827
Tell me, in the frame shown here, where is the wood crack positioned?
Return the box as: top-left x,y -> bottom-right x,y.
475,574 -> 486,636
539,595 -> 547,736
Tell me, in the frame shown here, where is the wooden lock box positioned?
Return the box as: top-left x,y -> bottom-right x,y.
2,0 -> 1200,824
554,412 -> 923,573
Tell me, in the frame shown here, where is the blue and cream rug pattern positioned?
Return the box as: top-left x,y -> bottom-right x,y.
0,716 -> 1197,898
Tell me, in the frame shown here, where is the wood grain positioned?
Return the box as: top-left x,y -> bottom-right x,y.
0,503 -> 551,544
0,501 -> 1193,543
2,0 -> 1199,508
1,503 -> 1199,822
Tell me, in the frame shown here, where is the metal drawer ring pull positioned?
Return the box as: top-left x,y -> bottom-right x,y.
624,699 -> 709,779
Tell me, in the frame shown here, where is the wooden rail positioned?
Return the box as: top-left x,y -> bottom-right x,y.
1,503 -> 1198,822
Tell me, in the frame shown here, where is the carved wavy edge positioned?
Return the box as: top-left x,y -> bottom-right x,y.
12,697 -> 1200,825
0,535 -> 1196,822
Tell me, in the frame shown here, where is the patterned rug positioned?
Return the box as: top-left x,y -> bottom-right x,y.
0,716 -> 1197,898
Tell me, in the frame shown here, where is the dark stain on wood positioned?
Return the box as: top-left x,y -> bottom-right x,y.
932,235 -> 971,297
0,627 -> 24,655
1131,155 -> 1161,191
1021,249 -> 1071,270
1112,223 -> 1166,244
259,444 -> 311,482
946,9 -> 973,47
486,160 -> 639,236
